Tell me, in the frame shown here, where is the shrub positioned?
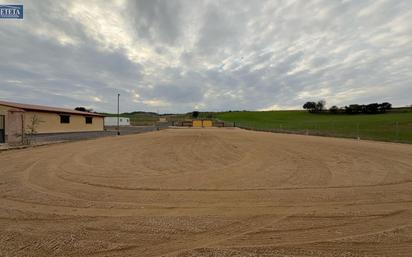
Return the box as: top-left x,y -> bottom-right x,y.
329,105 -> 339,114
192,111 -> 199,118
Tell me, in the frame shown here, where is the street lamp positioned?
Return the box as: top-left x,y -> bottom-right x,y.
117,93 -> 120,135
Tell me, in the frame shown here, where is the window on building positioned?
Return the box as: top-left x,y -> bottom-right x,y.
85,117 -> 93,124
60,115 -> 70,124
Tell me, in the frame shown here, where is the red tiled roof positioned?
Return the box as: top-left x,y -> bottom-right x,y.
0,100 -> 105,117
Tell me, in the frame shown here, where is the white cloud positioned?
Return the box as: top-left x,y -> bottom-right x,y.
92,96 -> 102,102
141,99 -> 169,107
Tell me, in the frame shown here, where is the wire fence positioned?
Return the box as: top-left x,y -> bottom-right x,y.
233,120 -> 412,144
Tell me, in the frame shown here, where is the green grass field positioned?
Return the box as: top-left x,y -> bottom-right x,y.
102,113 -> 159,126
216,111 -> 412,143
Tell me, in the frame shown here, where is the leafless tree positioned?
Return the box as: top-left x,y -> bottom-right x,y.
25,115 -> 43,144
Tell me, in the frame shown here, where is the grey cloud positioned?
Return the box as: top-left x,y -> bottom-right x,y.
0,9 -> 142,111
1,0 -> 412,113
127,0 -> 184,45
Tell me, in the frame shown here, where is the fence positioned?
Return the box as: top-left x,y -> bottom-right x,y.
171,120 -> 236,127
233,120 -> 412,144
27,125 -> 165,144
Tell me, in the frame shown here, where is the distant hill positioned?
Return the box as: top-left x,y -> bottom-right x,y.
99,111 -> 160,126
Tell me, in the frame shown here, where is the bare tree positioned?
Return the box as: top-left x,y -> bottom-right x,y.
25,114 -> 43,144
316,100 -> 326,112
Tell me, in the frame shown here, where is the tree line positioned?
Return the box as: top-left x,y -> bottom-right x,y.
303,101 -> 392,114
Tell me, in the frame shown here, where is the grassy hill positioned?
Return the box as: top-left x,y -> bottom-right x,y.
216,110 -> 412,143
101,112 -> 160,126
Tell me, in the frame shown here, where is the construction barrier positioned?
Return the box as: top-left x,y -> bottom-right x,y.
202,120 -> 213,127
173,120 -> 233,128
192,120 -> 203,127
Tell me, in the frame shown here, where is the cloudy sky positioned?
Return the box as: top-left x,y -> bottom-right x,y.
0,0 -> 411,113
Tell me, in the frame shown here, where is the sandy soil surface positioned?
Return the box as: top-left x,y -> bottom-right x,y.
1,128 -> 412,257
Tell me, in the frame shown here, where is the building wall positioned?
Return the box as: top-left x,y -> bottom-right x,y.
0,105 -> 9,143
0,105 -> 24,144
7,110 -> 24,144
104,117 -> 130,126
0,104 -> 104,143
24,111 -> 104,133
0,105 -> 8,122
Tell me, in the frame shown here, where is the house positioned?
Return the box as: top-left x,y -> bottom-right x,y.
0,100 -> 105,144
104,117 -> 130,126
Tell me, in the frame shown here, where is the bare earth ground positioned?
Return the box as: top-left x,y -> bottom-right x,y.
1,128 -> 412,257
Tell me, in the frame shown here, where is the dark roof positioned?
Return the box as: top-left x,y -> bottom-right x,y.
0,100 -> 105,117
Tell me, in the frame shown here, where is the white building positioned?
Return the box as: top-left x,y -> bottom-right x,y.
104,117 -> 130,126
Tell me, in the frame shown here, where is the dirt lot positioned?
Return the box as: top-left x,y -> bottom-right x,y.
1,128 -> 412,257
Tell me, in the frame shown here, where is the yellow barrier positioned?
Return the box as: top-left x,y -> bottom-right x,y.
202,120 -> 213,127
192,120 -> 202,127
192,120 -> 213,127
